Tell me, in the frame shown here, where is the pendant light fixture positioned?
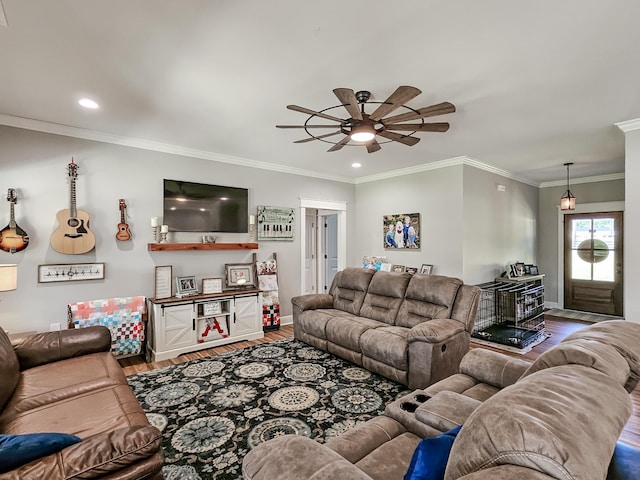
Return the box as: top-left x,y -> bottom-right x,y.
560,162 -> 576,211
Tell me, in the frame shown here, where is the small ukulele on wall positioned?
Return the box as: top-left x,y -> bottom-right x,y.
116,199 -> 132,241
0,188 -> 30,254
50,158 -> 96,254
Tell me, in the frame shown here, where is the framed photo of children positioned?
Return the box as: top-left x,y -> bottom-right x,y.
383,213 -> 420,249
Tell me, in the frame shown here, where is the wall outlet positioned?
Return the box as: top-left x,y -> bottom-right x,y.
49,323 -> 61,331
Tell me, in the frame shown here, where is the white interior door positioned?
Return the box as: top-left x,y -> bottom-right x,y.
321,213 -> 338,292
304,211 -> 317,294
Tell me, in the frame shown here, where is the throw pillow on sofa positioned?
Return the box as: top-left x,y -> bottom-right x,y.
404,426 -> 461,480
0,432 -> 82,473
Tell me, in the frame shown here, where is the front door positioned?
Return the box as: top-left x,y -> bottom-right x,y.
564,212 -> 623,315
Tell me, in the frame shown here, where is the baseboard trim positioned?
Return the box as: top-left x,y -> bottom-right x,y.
280,315 -> 293,326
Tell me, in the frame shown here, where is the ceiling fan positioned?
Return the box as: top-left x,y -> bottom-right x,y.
276,86 -> 455,153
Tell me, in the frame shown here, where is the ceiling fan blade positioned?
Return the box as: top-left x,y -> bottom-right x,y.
366,139 -> 382,153
294,131 -> 342,143
327,135 -> 351,152
287,105 -> 345,123
382,102 -> 456,124
386,122 -> 450,132
333,88 -> 362,120
276,124 -> 342,128
377,130 -> 421,146
368,86 -> 422,121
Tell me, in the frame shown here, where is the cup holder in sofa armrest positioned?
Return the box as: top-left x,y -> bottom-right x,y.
415,391 -> 482,432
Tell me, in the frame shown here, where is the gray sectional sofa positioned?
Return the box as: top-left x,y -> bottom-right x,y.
292,268 -> 481,388
243,320 -> 640,480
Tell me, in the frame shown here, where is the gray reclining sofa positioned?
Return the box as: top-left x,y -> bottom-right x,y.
292,268 -> 481,389
243,320 -> 640,480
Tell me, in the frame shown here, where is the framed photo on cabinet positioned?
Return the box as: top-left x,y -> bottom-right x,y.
154,265 -> 173,299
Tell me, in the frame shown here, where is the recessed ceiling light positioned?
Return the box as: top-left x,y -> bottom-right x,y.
352,162 -> 362,168
78,98 -> 99,109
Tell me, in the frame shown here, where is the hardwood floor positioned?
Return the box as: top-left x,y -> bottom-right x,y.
119,316 -> 640,448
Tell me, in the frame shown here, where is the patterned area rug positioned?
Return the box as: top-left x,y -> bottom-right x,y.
127,338 -> 409,479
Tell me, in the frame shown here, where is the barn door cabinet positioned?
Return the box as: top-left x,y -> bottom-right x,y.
148,290 -> 263,361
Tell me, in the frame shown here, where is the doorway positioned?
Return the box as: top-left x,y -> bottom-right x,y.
563,211 -> 623,316
299,199 -> 347,295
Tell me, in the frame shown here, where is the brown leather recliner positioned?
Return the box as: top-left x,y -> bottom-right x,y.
0,326 -> 164,479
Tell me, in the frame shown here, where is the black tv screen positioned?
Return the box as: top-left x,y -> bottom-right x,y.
163,179 -> 248,233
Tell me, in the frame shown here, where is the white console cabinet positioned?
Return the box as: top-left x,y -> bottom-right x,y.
148,290 -> 263,361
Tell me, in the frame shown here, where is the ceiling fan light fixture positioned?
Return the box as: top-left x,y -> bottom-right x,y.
277,86 -> 454,153
350,125 -> 375,142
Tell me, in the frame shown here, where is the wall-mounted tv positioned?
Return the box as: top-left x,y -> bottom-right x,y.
163,179 -> 248,233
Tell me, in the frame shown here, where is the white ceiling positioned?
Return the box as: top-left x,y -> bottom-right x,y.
0,0 -> 638,184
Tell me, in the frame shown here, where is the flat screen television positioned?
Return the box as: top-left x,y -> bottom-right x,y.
163,179 -> 248,233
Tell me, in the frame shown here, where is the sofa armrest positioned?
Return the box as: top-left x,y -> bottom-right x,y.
407,318 -> 466,344
415,391 -> 482,431
0,425 -> 162,479
291,294 -> 334,312
243,435 -> 372,480
451,284 -> 481,332
458,465 -> 556,479
459,348 -> 531,388
13,326 -> 111,370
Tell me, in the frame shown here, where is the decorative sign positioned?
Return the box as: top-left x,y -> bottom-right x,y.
38,263 -> 105,283
203,302 -> 222,315
257,205 -> 295,241
154,265 -> 173,299
202,277 -> 223,295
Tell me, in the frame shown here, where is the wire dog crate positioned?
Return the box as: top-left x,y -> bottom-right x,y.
472,281 -> 545,349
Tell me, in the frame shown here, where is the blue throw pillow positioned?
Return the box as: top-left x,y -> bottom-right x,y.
0,432 -> 82,473
404,425 -> 462,480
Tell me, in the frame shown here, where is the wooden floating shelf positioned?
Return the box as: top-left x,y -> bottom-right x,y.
148,242 -> 259,251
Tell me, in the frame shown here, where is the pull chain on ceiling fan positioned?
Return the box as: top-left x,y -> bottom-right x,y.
276,86 -> 455,153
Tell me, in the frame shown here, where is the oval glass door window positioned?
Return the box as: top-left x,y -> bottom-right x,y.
577,239 -> 610,263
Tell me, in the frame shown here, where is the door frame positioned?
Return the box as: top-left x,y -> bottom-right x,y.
299,199 -> 347,295
556,201 -> 624,308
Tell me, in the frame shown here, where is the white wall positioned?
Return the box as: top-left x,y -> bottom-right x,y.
624,128 -> 640,322
0,126 -> 355,333
354,163 -> 538,285
537,179 -> 624,304
462,166 -> 538,285
354,165 -> 464,277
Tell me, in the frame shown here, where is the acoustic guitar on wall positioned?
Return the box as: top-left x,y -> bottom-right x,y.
50,158 -> 96,254
116,198 -> 132,241
0,188 -> 30,254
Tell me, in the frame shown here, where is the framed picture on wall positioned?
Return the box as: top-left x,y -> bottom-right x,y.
383,213 -> 420,249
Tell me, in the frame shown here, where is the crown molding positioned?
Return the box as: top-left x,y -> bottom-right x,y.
539,172 -> 625,188
354,156 -> 467,184
615,118 -> 640,133
0,114 -> 355,184
0,113 -> 622,188
354,156 -> 539,187
462,157 -> 539,187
